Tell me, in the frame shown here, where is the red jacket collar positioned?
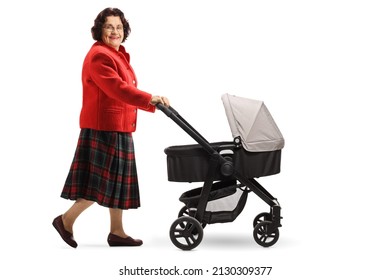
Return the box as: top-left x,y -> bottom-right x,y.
93,41 -> 130,62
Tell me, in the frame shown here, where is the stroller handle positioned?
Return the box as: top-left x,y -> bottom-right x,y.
156,102 -> 216,155
156,102 -> 178,117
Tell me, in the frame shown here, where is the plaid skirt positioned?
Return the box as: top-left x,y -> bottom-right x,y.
61,129 -> 140,209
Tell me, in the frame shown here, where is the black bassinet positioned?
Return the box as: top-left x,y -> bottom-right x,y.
165,142 -> 281,182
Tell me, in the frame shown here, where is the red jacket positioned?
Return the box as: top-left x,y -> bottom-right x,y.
79,42 -> 155,132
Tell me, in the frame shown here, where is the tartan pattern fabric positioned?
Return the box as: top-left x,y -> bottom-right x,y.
61,129 -> 140,209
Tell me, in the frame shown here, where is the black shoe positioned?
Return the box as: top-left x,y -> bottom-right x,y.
107,233 -> 143,246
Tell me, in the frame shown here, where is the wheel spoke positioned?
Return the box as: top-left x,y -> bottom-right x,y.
185,236 -> 193,245
259,226 -> 266,234
187,223 -> 194,232
174,228 -> 185,237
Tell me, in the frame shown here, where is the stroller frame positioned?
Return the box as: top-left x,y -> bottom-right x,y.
157,104 -> 282,250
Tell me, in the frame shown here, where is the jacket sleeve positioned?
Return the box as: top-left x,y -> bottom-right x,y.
89,51 -> 156,112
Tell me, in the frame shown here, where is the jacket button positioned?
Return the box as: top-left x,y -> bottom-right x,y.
132,80 -> 136,84
132,123 -> 136,127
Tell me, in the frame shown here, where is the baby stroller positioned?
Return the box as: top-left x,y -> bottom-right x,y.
157,94 -> 284,250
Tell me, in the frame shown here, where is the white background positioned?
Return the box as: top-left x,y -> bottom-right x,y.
1,0 -> 389,279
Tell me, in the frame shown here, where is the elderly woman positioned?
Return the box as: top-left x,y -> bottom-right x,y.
52,7 -> 169,248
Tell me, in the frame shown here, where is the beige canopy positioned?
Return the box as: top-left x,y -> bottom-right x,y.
221,93 -> 284,152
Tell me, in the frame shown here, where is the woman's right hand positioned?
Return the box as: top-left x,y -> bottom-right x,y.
150,95 -> 170,107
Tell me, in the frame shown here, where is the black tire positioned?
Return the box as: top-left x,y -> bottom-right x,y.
253,212 -> 272,227
170,216 -> 203,250
178,206 -> 197,218
178,206 -> 207,229
253,221 -> 279,247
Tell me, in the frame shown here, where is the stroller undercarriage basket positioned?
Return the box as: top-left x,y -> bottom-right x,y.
179,180 -> 249,224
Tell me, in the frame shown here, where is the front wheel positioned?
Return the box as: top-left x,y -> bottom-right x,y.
253,212 -> 272,227
253,221 -> 279,247
170,216 -> 203,250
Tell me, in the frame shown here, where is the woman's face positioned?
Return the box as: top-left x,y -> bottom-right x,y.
102,16 -> 124,50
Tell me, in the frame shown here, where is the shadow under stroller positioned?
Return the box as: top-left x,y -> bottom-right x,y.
157,94 -> 284,250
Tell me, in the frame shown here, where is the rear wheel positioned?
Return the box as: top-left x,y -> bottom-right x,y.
170,216 -> 203,250
253,221 -> 279,247
178,206 -> 195,217
178,206 -> 206,229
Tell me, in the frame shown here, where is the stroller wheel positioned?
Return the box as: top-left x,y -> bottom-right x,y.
253,221 -> 279,247
170,216 -> 203,250
178,206 -> 207,228
253,212 -> 272,227
178,206 -> 195,217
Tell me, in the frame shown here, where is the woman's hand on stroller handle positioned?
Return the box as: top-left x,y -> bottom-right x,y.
153,96 -> 179,117
150,95 -> 170,107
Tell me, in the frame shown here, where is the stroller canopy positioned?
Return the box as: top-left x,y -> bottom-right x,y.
221,93 -> 284,152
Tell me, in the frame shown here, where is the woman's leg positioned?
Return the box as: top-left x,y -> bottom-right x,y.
108,208 -> 143,246
109,208 -> 127,238
62,198 -> 95,233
